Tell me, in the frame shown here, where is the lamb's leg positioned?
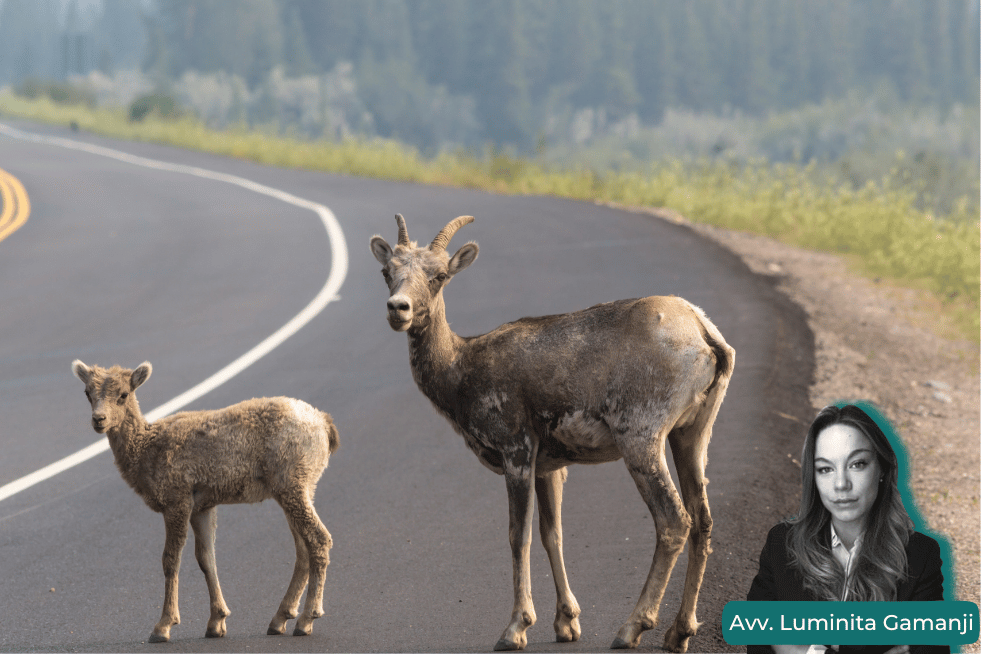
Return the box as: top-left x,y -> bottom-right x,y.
150,505 -> 191,643
534,468 -> 580,643
278,490 -> 332,637
267,523 -> 309,635
190,507 -> 231,638
611,429 -> 691,650
494,445 -> 538,651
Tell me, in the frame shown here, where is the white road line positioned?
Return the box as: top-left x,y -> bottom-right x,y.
0,123 -> 349,503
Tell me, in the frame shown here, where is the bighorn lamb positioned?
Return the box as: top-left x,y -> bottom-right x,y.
370,215 -> 734,652
71,360 -> 339,643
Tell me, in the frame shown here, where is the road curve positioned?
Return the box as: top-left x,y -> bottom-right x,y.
0,164 -> 31,243
0,122 -> 347,503
0,119 -> 814,652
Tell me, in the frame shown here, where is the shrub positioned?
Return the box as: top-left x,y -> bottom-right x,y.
129,93 -> 183,122
14,79 -> 95,107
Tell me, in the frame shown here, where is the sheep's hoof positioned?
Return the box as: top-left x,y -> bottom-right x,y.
663,624 -> 694,653
147,633 -> 169,644
495,614 -> 532,651
205,626 -> 226,638
292,618 -> 314,637
493,638 -> 524,651
267,613 -> 292,635
555,615 -> 581,642
611,620 -> 647,649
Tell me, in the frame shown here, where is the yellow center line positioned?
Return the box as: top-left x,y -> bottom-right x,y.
0,174 -> 13,228
0,166 -> 31,243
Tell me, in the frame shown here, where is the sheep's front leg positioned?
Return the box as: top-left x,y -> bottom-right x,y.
495,445 -> 538,652
149,505 -> 191,643
190,507 -> 231,638
535,468 -> 581,643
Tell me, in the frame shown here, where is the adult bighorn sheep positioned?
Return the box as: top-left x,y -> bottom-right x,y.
71,360 -> 339,643
370,215 -> 735,652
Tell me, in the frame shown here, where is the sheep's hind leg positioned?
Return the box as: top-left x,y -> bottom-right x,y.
278,490 -> 332,636
611,429 -> 691,650
150,505 -> 191,643
190,507 -> 231,638
267,523 -> 310,635
535,468 -> 580,643
661,413 -> 717,653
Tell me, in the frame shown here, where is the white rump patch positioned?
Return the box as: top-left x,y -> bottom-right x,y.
288,398 -> 323,427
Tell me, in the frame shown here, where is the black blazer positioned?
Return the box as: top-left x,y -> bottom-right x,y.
746,522 -> 948,654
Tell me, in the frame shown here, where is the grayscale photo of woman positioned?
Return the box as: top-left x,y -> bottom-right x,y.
747,403 -> 949,654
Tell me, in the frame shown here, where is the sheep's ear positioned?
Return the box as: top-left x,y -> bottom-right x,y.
130,362 -> 152,390
448,242 -> 478,275
72,360 -> 92,384
370,236 -> 393,265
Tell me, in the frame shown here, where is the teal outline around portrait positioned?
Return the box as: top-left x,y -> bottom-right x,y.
837,399 -> 962,651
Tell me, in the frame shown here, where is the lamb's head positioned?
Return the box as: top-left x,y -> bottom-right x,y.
369,214 -> 478,331
71,360 -> 152,433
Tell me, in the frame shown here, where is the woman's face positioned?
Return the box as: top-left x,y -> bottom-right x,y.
813,423 -> 882,535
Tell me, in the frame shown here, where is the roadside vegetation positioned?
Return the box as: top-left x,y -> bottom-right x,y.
1,87 -> 977,342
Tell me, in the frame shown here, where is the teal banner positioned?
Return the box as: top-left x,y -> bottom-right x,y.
723,601 -> 980,646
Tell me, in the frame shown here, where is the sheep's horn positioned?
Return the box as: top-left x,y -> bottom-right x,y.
429,215 -> 474,252
395,214 -> 410,246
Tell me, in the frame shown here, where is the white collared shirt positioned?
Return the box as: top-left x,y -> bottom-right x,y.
830,524 -> 864,601
803,526 -> 865,654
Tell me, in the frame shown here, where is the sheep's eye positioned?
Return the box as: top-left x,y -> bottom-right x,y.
434,272 -> 448,283
84,390 -> 92,402
118,392 -> 129,404
381,269 -> 392,283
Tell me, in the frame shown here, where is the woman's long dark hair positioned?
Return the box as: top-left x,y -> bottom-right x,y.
786,404 -> 914,601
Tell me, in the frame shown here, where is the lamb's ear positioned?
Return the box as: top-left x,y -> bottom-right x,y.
448,242 -> 478,275
370,236 -> 393,265
71,360 -> 92,384
130,362 -> 152,390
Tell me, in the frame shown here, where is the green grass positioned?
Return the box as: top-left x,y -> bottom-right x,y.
2,91 -> 977,341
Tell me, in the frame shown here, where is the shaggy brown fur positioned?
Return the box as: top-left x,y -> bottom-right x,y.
370,215 -> 734,652
71,360 -> 338,643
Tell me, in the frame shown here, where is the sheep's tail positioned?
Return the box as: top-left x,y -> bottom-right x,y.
323,414 -> 340,454
688,302 -> 735,394
704,328 -> 734,393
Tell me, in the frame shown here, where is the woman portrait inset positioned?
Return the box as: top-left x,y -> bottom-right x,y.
747,403 -> 948,654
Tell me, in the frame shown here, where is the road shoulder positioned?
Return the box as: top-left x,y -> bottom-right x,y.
690,216 -> 979,624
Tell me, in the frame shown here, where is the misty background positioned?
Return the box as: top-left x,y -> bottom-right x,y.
0,0 -> 978,212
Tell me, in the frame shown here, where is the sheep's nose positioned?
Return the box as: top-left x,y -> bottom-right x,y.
387,297 -> 410,313
93,415 -> 106,426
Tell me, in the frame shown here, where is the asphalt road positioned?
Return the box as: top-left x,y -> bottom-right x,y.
0,120 -> 814,653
